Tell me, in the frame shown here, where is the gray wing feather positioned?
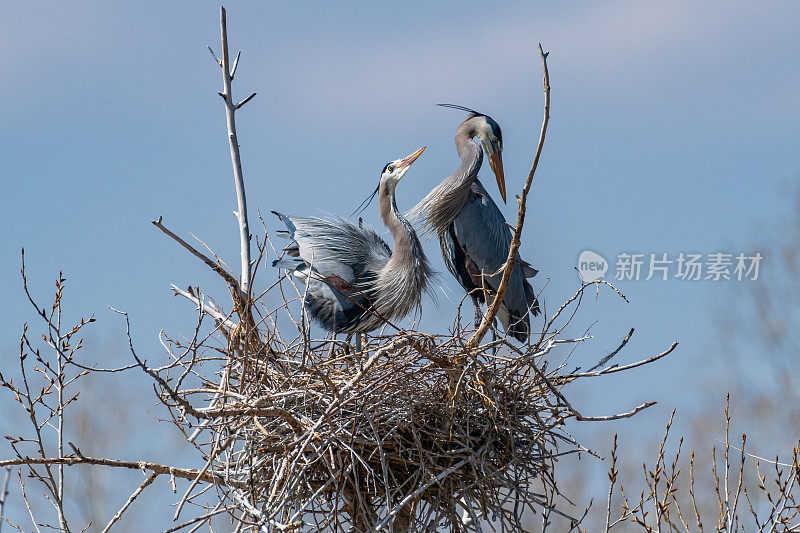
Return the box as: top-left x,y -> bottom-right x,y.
272,211 -> 392,332
273,212 -> 390,283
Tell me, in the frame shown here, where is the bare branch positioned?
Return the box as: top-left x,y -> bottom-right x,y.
162,505 -> 236,533
531,357 -> 657,422
99,472 -> 158,533
468,43 -> 550,348
169,285 -> 237,329
570,341 -> 679,378
152,217 -> 239,290
207,46 -> 221,67
575,401 -> 657,422
235,92 -> 256,110
589,328 -> 634,372
0,457 -> 227,486
218,6 -> 252,299
229,50 -> 241,79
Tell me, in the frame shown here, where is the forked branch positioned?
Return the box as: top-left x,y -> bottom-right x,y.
195,6 -> 256,306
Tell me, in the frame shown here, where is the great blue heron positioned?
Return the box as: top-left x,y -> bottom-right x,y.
272,147 -> 433,350
409,106 -> 540,341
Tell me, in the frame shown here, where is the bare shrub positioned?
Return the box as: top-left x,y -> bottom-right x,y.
602,396 -> 800,531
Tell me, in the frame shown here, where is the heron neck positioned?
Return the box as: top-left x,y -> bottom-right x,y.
373,179 -> 431,321
404,116 -> 485,236
379,181 -> 415,266
454,120 -> 483,186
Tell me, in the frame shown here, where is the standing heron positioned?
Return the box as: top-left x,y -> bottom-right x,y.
272,147 -> 432,350
409,106 -> 540,341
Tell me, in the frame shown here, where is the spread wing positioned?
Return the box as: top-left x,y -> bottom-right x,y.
271,211 -> 391,332
272,212 -> 390,285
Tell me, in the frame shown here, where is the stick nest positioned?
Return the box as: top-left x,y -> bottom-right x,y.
231,331 -> 570,530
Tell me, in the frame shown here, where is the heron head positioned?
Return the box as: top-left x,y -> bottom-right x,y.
352,147 -> 425,217
438,104 -> 507,203
475,115 -> 506,204
380,146 -> 426,189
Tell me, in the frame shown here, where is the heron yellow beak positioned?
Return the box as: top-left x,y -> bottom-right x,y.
488,151 -> 506,203
396,146 -> 426,177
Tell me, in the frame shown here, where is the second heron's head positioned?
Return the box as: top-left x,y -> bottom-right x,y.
473,114 -> 506,203
439,104 -> 507,203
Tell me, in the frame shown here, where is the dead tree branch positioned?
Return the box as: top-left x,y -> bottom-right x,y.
469,43 -> 550,348
99,472 -> 157,533
215,5 -> 252,301
0,457 -> 225,486
152,217 -> 239,289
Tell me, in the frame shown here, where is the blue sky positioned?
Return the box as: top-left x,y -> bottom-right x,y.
1,1 -> 799,528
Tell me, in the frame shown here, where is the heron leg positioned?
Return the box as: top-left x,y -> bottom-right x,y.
328,331 -> 337,357
471,295 -> 483,328
328,314 -> 338,357
344,332 -> 353,356
490,319 -> 498,356
354,333 -> 363,365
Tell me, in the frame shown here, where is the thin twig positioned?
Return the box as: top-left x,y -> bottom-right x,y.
99,472 -> 158,533
0,467 -> 11,533
570,341 -> 678,378
152,217 -> 239,290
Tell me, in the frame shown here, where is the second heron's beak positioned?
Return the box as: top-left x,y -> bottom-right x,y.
488,151 -> 507,203
396,146 -> 426,179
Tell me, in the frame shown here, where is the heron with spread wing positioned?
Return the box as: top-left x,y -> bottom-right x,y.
273,147 -> 432,349
409,106 -> 540,341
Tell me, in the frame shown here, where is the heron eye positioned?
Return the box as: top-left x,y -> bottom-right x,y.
387,165 -> 395,173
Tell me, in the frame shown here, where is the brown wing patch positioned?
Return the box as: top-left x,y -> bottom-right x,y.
323,274 -> 359,293
461,245 -> 495,299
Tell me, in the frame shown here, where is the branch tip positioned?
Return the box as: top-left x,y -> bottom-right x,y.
230,50 -> 241,79
207,46 -> 222,67
235,92 -> 257,110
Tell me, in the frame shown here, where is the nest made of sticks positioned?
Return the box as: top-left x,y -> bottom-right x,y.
226,330 -> 570,531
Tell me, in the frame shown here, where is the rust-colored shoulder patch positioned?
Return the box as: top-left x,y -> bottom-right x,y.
324,274 -> 359,294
